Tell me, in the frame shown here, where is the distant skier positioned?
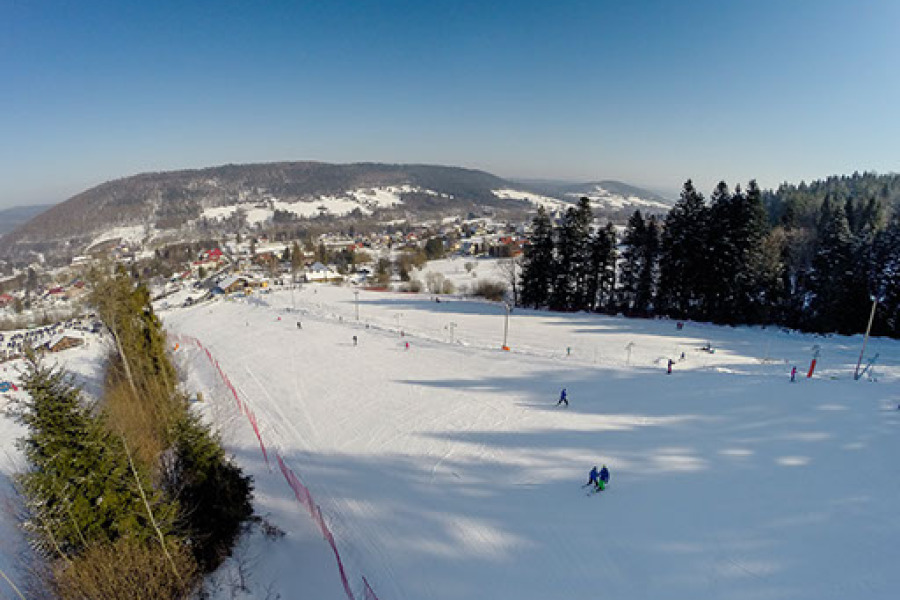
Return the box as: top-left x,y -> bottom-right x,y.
556,388 -> 568,407
297,321 -> 302,329
595,465 -> 610,492
584,466 -> 599,487
405,341 -> 410,350
667,359 -> 674,374
353,335 -> 358,346
790,366 -> 797,382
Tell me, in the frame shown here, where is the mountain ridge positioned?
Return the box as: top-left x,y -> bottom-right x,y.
0,161 -> 667,263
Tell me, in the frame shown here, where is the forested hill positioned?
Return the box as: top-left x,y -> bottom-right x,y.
763,172 -> 900,228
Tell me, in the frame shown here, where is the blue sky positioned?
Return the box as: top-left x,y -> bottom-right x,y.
1,0 -> 898,208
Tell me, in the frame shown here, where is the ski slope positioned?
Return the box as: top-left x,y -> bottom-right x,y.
161,283 -> 900,600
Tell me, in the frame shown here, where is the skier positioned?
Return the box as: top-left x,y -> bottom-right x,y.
405,341 -> 410,350
790,366 -> 797,382
667,358 -> 674,374
556,388 -> 568,407
297,321 -> 302,329
594,465 -> 610,492
353,335 -> 358,346
585,466 -> 599,487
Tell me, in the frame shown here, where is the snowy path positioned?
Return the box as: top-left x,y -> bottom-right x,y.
164,286 -> 900,600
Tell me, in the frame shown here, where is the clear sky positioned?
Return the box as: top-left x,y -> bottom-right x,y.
1,0 -> 899,209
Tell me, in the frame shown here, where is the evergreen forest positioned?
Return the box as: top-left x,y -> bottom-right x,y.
519,172 -> 900,337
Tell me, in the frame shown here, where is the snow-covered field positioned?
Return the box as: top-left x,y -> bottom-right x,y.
2,281 -> 899,599
198,185 -> 433,226
165,284 -> 898,600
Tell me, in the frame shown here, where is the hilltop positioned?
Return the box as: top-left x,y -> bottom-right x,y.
0,162 -> 667,264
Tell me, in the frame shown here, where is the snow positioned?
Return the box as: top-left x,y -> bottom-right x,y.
161,284 -> 899,600
198,186 -> 426,225
87,224 -> 148,248
492,189 -> 570,212
2,281 -> 899,599
567,184 -> 671,212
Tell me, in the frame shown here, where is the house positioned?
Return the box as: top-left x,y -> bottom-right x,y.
214,275 -> 251,294
45,334 -> 84,353
304,262 -> 343,282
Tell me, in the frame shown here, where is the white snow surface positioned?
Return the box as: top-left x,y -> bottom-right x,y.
160,282 -> 899,600
566,184 -> 671,212
87,224 -> 148,249
492,189 -> 570,212
2,278 -> 899,599
494,186 -> 672,214
199,185 -> 425,225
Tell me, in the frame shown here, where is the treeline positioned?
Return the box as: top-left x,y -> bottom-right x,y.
520,174 -> 900,337
13,268 -> 253,599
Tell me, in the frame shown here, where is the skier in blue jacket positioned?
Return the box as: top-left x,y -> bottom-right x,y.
585,466 -> 599,486
593,465 -> 610,492
556,388 -> 568,406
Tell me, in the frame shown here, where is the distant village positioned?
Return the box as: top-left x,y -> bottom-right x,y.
0,215 -> 528,359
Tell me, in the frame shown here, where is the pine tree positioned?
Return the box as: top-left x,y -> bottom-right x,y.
705,181 -> 735,322
519,206 -> 555,308
585,222 -> 617,312
658,180 -> 709,319
808,196 -> 855,332
636,216 -> 660,314
870,215 -> 900,336
14,356 -> 177,559
618,210 -> 647,314
731,180 -> 770,323
166,413 -> 253,571
571,197 -> 595,311
550,207 -> 580,311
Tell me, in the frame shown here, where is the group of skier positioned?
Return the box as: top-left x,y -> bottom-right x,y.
586,465 -> 610,492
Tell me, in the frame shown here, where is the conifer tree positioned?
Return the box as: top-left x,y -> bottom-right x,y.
705,181 -> 735,322
519,206 -> 554,308
636,215 -> 660,314
571,197 -> 595,311
658,180 -> 709,318
870,215 -> 900,336
585,222 -> 617,312
618,210 -> 648,314
550,207 -> 580,311
14,356 -> 177,559
730,180 -> 770,322
808,196 -> 855,332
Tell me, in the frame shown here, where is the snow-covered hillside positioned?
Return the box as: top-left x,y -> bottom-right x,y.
160,283 -> 898,600
566,184 -> 672,212
2,278 -> 898,599
199,185 -> 438,226
494,184 -> 672,215
492,188 -> 570,212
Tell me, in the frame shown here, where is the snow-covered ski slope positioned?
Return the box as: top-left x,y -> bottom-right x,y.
164,283 -> 900,600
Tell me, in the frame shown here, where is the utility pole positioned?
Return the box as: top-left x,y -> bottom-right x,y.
502,303 -> 510,350
854,297 -> 878,381
354,290 -> 360,321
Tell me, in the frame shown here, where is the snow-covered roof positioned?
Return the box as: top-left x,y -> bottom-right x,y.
217,275 -> 248,290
